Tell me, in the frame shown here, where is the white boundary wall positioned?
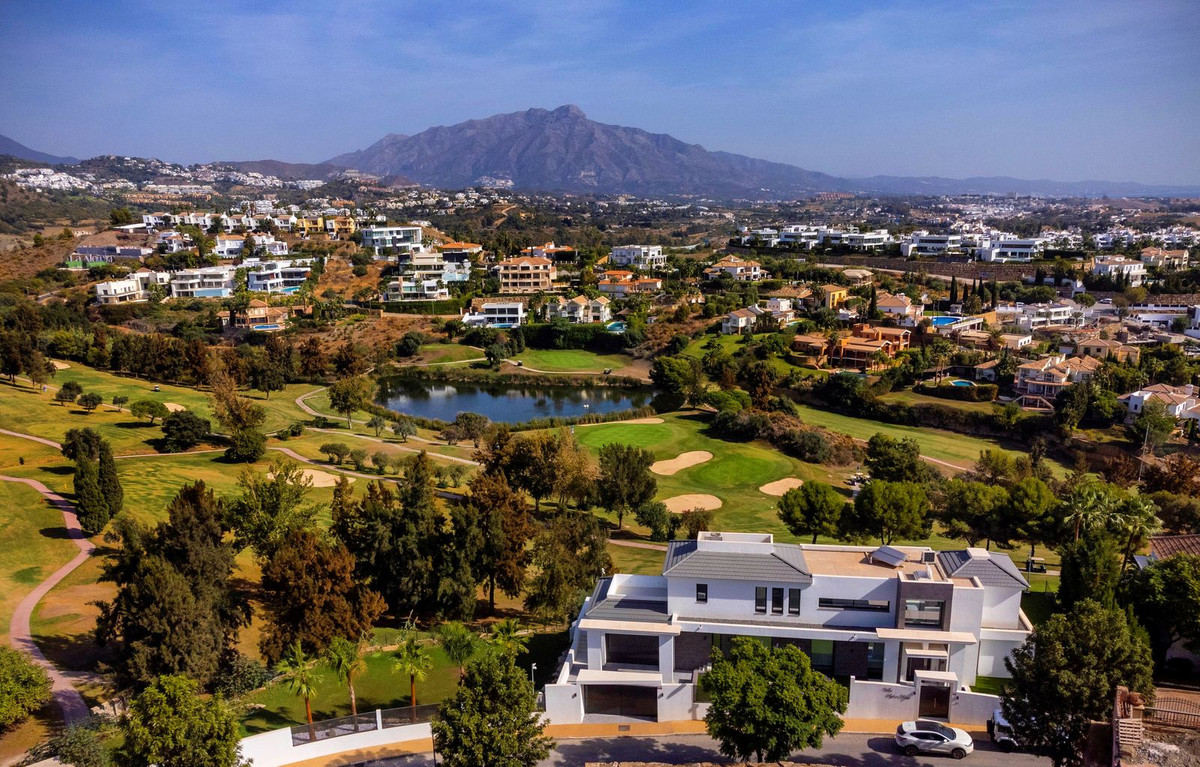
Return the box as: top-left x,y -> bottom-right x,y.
240,720 -> 431,767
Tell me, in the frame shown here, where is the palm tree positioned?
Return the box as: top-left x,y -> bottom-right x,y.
1064,481 -> 1118,541
325,636 -> 369,717
1117,496 -> 1162,572
393,633 -> 433,708
436,622 -> 478,676
487,618 -> 530,656
276,641 -> 318,738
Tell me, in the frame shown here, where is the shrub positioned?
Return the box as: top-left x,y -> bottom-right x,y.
159,411 -> 211,453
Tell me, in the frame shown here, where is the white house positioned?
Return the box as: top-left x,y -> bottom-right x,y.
462,299 -> 526,328
876,292 -> 923,325
361,225 -> 423,256
170,266 -> 237,299
721,307 -> 759,335
979,238 -> 1045,263
94,269 -> 171,304
543,532 -> 1031,725
546,295 -> 612,324
901,232 -> 963,257
1092,256 -> 1147,287
704,255 -> 764,282
383,278 -> 450,302
610,245 -> 666,271
245,259 -> 312,294
1119,383 -> 1200,421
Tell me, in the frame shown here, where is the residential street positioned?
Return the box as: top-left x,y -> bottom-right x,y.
360,732 -> 1050,766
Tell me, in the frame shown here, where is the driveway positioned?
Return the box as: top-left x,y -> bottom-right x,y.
357,732 -> 1049,766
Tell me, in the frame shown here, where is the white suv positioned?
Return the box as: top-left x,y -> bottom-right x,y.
894,719 -> 974,759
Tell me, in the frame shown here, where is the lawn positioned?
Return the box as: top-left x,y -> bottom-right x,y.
576,412 -> 855,536
417,343 -> 483,364
240,629 -> 569,734
879,389 -> 1001,414
511,348 -> 636,373
608,544 -> 667,576
791,402 -> 1068,476
0,481 -> 80,642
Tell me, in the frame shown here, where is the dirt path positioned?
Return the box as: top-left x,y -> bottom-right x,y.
608,539 -> 668,552
0,475 -> 93,725
267,446 -> 466,502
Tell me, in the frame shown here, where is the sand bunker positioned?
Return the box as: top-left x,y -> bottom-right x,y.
651,451 -> 713,476
759,478 -> 805,496
51,360 -> 71,370
163,402 -> 186,412
300,468 -> 352,487
578,417 -> 664,427
663,494 -> 723,513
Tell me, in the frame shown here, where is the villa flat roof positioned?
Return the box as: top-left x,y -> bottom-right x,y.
800,547 -> 944,580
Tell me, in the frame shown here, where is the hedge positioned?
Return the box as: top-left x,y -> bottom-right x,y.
912,382 -> 999,402
519,322 -> 630,353
360,299 -> 464,315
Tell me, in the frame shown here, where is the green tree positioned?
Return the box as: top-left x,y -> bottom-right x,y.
454,412 -> 492,448
936,479 -> 1011,549
393,632 -> 433,707
159,411 -> 211,453
1123,553 -> 1200,668
78,392 -> 103,412
596,442 -> 657,529
468,472 -> 533,613
486,618 -> 529,655
1002,600 -> 1154,767
1127,397 -> 1175,448
391,417 -> 417,442
97,440 -> 123,516
61,427 -> 103,461
73,456 -> 110,534
437,621 -> 478,675
129,398 -> 169,424
275,642 -> 318,733
367,414 -> 387,437
119,675 -> 245,767
0,647 -> 51,730
432,650 -> 554,767
650,354 -> 705,408
324,636 -> 369,717
327,375 -> 372,427
56,380 -> 83,406
1007,476 -> 1061,558
864,434 -> 935,483
701,637 -> 847,763
778,481 -> 844,544
485,343 -> 508,367
524,512 -> 611,624
840,480 -> 929,545
1058,530 -> 1122,609
634,500 -> 675,542
320,442 -> 351,464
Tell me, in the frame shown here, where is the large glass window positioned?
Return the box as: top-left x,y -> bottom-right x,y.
810,639 -> 834,675
866,642 -> 885,681
755,587 -> 767,614
605,634 -> 659,667
903,599 -> 945,628
771,588 -> 784,614
818,598 -> 890,612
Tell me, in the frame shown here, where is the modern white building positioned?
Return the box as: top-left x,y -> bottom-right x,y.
93,269 -> 172,304
901,233 -> 963,257
244,259 -> 312,294
1092,257 -> 1147,287
382,278 -> 450,302
610,245 -> 666,270
979,238 -> 1045,263
170,266 -> 238,298
361,225 -> 423,256
544,532 -> 1031,725
462,299 -> 527,328
995,300 -> 1085,330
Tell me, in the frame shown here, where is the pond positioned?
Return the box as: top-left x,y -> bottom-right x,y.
376,379 -> 652,423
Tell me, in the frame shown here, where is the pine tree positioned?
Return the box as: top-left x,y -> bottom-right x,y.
98,440 -> 123,516
73,457 -> 109,534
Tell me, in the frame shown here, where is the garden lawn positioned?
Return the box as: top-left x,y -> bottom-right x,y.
0,378 -> 163,455
878,389 -> 1002,414
608,544 -> 667,576
512,348 -> 636,373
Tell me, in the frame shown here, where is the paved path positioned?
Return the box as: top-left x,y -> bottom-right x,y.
293,389 -> 444,447
0,475 -> 93,725
608,539 -> 669,551
304,427 -> 479,466
0,428 -> 60,450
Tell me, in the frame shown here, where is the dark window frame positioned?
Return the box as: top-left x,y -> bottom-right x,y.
696,583 -> 708,604
817,597 -> 891,612
755,587 -> 767,614
771,587 -> 784,614
788,588 -> 801,615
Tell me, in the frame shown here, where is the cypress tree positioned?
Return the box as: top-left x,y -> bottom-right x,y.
991,278 -> 999,309
73,457 -> 110,534
98,440 -> 123,516
949,275 -> 958,303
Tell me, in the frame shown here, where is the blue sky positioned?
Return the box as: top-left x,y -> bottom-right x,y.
2,0 -> 1197,184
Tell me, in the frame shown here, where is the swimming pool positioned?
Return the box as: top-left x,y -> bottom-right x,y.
928,316 -> 960,327
251,323 -> 281,331
606,321 -> 627,333
950,379 -> 975,387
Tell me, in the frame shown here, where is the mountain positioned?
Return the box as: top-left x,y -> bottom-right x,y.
218,159 -> 348,181
0,134 -> 79,165
327,106 -> 847,197
327,106 -> 1200,198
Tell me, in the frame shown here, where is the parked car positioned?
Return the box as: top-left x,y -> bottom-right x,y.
987,708 -> 1021,752
894,720 -> 974,759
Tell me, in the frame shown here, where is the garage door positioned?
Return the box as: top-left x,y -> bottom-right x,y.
583,685 -> 658,719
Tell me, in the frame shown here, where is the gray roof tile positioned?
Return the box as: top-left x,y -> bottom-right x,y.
663,540 -> 813,584
937,550 -> 1029,589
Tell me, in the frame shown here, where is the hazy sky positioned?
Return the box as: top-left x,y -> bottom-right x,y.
2,0 -> 1197,184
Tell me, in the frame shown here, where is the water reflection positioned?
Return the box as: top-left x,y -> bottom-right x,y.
376,379 -> 651,423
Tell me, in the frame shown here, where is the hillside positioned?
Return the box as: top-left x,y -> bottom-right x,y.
218,159 -> 348,181
0,134 -> 79,165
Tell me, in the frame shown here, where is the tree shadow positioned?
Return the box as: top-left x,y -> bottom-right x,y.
35,631 -> 108,673
550,735 -> 728,766
39,526 -> 78,540
114,421 -> 156,429
36,464 -> 74,476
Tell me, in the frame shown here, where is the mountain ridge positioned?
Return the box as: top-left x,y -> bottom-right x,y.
0,134 -> 80,165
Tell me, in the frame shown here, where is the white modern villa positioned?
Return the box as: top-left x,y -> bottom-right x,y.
544,532 -> 1031,725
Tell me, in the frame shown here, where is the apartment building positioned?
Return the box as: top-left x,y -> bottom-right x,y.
979,237 -> 1045,263
1140,247 -> 1189,271
829,324 -> 910,370
546,295 -> 612,324
610,245 -> 666,270
497,256 -> 556,294
245,259 -> 312,293
544,532 -> 1031,725
1092,256 -> 1147,287
995,301 -> 1085,330
382,278 -> 450,302
361,225 -> 423,255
